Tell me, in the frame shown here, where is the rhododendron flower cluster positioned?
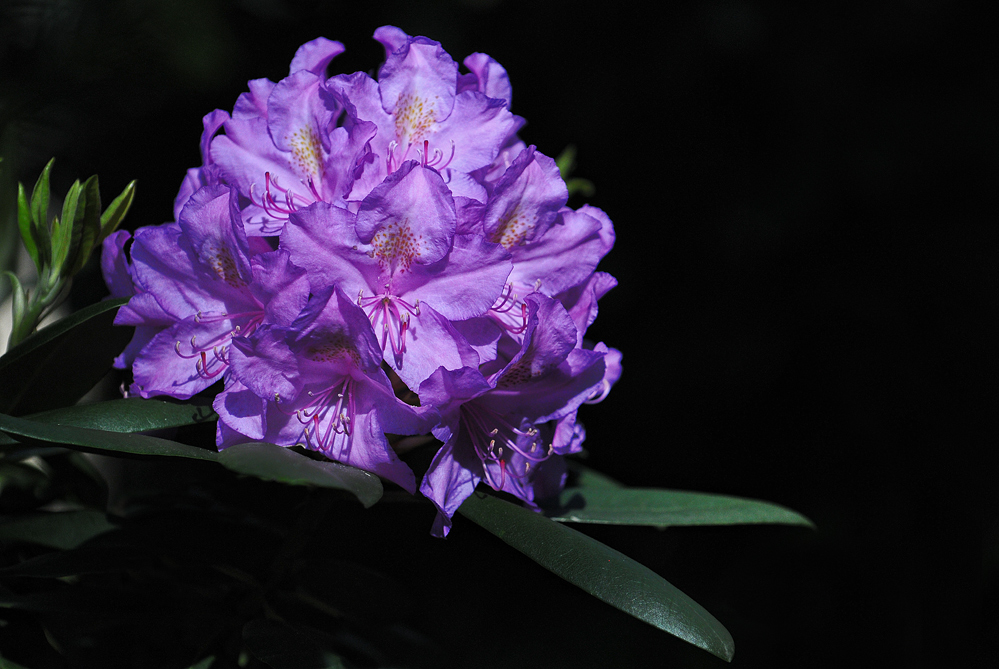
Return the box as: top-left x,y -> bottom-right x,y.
103,27 -> 621,535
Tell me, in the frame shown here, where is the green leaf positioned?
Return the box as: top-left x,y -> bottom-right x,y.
0,398 -> 216,449
0,510 -> 116,550
555,144 -> 578,180
566,176 -> 595,199
217,442 -> 383,508
186,658 -> 215,669
98,180 -> 136,240
243,619 -> 346,669
28,159 -> 54,261
66,174 -> 102,277
547,487 -> 815,528
0,297 -> 131,414
0,652 -> 35,669
29,398 -> 217,434
457,492 -> 735,662
52,179 -> 82,271
567,461 -> 624,489
3,271 -> 25,328
0,412 -> 219,461
16,183 -> 40,271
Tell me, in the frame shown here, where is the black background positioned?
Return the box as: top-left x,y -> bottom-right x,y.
1,1 -> 993,667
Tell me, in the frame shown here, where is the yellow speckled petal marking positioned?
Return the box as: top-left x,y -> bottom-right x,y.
287,125 -> 323,177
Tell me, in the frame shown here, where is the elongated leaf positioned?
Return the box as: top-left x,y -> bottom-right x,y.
0,510 -> 116,550
28,159 -> 54,268
0,652 -> 34,669
16,183 -> 40,271
0,415 -> 385,506
218,443 -> 383,508
547,487 -> 815,528
0,398 -> 216,448
99,180 -> 136,240
52,179 -> 82,270
243,619 -> 346,669
29,398 -> 216,433
567,461 -> 624,488
187,658 -> 215,669
0,298 -> 131,414
457,492 -> 735,662
66,174 -> 102,276
0,412 -> 219,461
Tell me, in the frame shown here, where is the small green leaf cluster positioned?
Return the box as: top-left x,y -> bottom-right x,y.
6,159 -> 135,349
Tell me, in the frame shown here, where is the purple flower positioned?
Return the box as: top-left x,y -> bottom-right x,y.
280,163 -> 512,388
209,38 -> 366,234
418,293 -> 606,536
326,27 -> 521,204
119,185 -> 309,399
217,285 -> 437,492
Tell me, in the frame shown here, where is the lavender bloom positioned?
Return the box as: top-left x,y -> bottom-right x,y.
119,185 -> 309,399
209,38 -> 367,234
326,27 -> 521,204
280,162 -> 512,388
418,293 -> 606,536
218,286 -> 437,492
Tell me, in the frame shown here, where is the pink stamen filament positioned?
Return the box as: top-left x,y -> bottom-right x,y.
174,311 -> 265,380
358,291 -> 421,356
461,405 -> 553,490
248,172 -> 313,225
488,285 -> 529,334
387,139 -> 455,174
283,377 -> 355,457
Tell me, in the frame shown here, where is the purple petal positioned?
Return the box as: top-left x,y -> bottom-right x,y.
373,25 -> 410,59
420,436 -> 482,537
377,36 -> 458,127
355,161 -> 457,267
214,379 -> 267,442
288,37 -> 345,76
483,145 -> 567,248
100,230 -> 133,299
461,52 -> 512,106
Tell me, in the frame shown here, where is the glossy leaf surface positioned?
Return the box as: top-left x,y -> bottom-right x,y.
0,412 -> 218,461
457,492 -> 735,662
548,487 -> 815,528
218,443 -> 383,508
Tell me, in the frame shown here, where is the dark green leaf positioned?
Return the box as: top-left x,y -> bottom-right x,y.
567,461 -> 624,489
0,510 -> 115,550
29,398 -> 216,434
0,460 -> 50,495
98,180 -> 136,240
0,652 -> 35,669
0,398 -> 215,449
243,619 -> 346,669
0,298 -> 131,414
0,412 -> 219,461
457,492 -> 735,662
547,487 -> 815,528
218,443 -> 383,508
